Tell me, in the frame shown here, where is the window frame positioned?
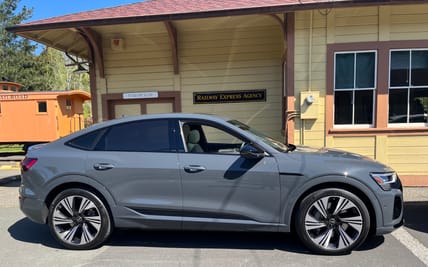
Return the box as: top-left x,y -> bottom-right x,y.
388,48 -> 428,127
333,50 -> 377,128
326,40 -> 428,137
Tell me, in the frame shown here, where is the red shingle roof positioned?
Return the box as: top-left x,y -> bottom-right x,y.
22,0 -> 342,26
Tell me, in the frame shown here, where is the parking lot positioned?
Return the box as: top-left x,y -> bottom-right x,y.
1,164 -> 427,267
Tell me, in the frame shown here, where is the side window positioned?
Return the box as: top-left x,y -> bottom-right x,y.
334,51 -> 376,126
96,119 -> 171,152
38,101 -> 47,113
182,122 -> 244,154
66,129 -> 104,150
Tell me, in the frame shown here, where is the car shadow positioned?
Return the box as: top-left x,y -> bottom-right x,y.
403,201 -> 428,234
0,176 -> 20,187
8,218 -> 384,253
8,218 -> 62,249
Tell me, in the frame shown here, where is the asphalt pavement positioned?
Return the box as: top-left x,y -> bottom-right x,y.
0,160 -> 427,266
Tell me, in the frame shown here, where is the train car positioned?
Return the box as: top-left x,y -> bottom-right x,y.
0,81 -> 91,147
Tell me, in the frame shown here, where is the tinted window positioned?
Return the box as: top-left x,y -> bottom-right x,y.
67,129 -> 104,150
95,119 -> 171,152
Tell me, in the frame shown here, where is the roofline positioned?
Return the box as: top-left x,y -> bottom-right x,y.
7,0 -> 427,33
0,90 -> 91,99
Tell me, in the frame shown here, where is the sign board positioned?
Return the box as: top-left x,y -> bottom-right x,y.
193,89 -> 266,104
0,94 -> 29,100
123,92 -> 159,99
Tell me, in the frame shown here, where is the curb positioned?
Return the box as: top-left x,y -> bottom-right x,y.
0,162 -> 20,170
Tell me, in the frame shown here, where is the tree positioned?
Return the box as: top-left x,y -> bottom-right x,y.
0,0 -> 78,91
0,0 -> 36,88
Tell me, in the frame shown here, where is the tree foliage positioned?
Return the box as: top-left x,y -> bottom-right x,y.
0,0 -> 90,91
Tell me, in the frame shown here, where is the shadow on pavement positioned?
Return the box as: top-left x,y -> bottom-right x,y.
8,218 -> 62,249
107,228 -> 384,253
404,201 -> 428,234
7,219 -> 386,253
0,176 -> 20,187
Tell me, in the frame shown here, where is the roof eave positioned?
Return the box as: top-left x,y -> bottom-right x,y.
8,0 -> 426,33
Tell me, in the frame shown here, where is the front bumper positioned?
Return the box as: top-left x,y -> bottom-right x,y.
375,187 -> 404,235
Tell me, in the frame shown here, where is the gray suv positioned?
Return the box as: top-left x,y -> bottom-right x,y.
20,113 -> 403,254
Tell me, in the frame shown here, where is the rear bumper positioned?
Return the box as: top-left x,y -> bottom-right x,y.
19,190 -> 48,224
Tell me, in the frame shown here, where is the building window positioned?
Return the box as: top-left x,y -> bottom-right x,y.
38,101 -> 47,113
334,51 -> 376,126
389,49 -> 428,124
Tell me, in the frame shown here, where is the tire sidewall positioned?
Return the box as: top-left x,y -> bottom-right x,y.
295,188 -> 370,255
48,188 -> 112,250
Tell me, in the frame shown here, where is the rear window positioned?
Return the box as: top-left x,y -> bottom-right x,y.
67,129 -> 104,150
95,119 -> 171,152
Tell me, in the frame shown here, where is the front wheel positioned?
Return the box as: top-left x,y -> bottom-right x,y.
295,188 -> 370,255
48,188 -> 112,250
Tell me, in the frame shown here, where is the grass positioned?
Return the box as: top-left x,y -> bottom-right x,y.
0,144 -> 25,153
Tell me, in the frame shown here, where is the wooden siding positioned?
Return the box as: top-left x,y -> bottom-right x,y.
294,4 -> 428,177
97,15 -> 284,140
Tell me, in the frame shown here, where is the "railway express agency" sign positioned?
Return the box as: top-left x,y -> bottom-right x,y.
193,89 -> 266,104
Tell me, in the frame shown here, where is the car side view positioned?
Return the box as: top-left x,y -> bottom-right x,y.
19,113 -> 403,255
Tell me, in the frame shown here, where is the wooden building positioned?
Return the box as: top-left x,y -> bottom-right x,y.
7,0 -> 428,185
0,81 -> 90,144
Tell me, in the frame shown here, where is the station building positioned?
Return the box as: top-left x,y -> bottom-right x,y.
7,0 -> 428,185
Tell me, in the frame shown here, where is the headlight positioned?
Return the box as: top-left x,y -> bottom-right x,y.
370,172 -> 397,191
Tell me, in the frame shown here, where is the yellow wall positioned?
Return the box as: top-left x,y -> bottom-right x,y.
97,16 -> 284,140
294,4 -> 428,177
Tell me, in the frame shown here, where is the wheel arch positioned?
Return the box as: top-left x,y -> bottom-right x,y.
287,181 -> 380,236
44,180 -> 116,226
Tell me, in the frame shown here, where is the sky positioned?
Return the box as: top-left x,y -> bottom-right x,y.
18,0 -> 142,22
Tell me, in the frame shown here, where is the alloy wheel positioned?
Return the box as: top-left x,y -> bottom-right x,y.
304,195 -> 364,250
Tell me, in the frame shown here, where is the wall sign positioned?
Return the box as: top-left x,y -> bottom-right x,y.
123,92 -> 159,99
193,89 -> 266,104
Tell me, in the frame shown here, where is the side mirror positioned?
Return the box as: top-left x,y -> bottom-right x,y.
240,143 -> 265,159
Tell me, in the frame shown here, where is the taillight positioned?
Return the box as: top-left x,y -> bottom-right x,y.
21,157 -> 38,172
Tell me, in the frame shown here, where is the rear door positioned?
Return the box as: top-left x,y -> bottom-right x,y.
84,119 -> 182,228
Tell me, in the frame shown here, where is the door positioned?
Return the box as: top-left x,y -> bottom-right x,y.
85,118 -> 182,228
178,121 -> 281,230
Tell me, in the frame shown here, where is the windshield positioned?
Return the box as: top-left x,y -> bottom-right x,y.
228,120 -> 291,152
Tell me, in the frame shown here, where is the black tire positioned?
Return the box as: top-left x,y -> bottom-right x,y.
295,188 -> 370,255
48,188 -> 112,250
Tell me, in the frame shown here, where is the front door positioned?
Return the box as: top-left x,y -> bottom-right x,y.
177,121 -> 281,230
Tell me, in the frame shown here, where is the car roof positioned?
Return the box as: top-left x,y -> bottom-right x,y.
58,113 -> 232,141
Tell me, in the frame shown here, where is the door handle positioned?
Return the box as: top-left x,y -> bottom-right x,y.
184,165 -> 206,173
93,163 -> 115,171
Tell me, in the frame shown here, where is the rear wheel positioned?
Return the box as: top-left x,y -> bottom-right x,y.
48,188 -> 112,250
295,188 -> 370,255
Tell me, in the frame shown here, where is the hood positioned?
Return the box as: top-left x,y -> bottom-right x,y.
293,146 -> 376,161
276,145 -> 394,179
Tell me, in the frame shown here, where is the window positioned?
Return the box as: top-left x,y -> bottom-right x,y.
67,129 -> 105,150
66,99 -> 72,110
182,122 -> 244,154
95,119 -> 171,152
38,101 -> 47,113
334,51 -> 376,126
389,49 -> 428,124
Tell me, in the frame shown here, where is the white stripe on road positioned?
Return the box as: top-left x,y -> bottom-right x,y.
392,227 -> 428,266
